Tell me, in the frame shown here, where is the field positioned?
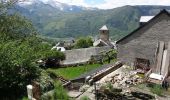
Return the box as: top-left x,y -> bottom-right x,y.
47,64 -> 101,79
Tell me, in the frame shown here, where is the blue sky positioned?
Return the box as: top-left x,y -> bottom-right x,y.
41,0 -> 170,9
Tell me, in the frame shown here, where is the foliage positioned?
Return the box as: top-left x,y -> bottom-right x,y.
86,37 -> 93,47
36,70 -> 55,94
100,50 -> 117,64
0,0 -> 37,41
0,38 -> 64,96
53,81 -> 69,100
74,37 -> 93,48
0,13 -> 36,41
0,40 -> 40,91
22,97 -> 29,100
80,96 -> 91,100
0,1 -> 66,99
149,84 -> 163,96
47,64 -> 101,79
106,82 -> 114,91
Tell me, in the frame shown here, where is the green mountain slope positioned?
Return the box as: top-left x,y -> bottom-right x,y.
14,3 -> 170,40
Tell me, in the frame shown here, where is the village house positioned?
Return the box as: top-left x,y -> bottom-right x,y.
116,9 -> 170,84
117,9 -> 170,66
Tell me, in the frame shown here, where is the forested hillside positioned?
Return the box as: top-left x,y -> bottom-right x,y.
13,1 -> 170,40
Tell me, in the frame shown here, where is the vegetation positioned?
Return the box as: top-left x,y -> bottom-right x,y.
13,1 -> 170,41
53,81 -> 69,100
102,50 -> 117,63
14,3 -> 143,40
149,84 -> 163,96
0,1 -> 65,99
80,96 -> 91,100
47,64 -> 101,79
74,37 -> 93,48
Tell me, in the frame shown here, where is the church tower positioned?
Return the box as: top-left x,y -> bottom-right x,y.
99,25 -> 109,42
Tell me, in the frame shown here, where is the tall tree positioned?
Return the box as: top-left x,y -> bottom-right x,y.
0,0 -> 35,41
0,1 -> 65,98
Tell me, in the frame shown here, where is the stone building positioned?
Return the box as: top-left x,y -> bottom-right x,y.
93,25 -> 114,47
99,25 -> 109,42
61,46 -> 112,66
116,9 -> 170,66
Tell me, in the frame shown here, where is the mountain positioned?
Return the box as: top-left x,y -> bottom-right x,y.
13,1 -> 170,40
18,0 -> 97,12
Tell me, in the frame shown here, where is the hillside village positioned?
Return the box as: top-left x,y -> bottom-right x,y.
1,1 -> 170,100
24,9 -> 170,100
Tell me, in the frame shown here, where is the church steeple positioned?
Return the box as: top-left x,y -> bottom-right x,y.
99,25 -> 109,42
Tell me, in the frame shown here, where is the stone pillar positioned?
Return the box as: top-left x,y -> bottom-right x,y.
27,85 -> 33,100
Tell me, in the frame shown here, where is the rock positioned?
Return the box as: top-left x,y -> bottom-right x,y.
79,84 -> 90,92
68,91 -> 83,98
86,86 -> 95,93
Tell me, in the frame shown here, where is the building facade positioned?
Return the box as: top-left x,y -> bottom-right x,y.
117,10 -> 170,66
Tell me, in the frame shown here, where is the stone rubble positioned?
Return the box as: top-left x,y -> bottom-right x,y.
70,65 -> 149,99
97,65 -> 144,88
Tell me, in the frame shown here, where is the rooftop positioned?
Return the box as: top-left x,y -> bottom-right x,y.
99,25 -> 109,30
139,16 -> 154,22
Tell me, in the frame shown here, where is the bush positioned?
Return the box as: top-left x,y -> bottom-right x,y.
74,37 -> 93,48
0,1 -> 65,98
36,70 -> 55,94
0,39 -> 65,98
53,81 -> 69,100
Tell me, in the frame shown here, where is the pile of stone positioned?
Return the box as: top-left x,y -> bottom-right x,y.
98,65 -> 144,88
111,72 -> 143,87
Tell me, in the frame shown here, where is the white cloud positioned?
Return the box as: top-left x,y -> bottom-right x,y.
42,0 -> 170,9
52,0 -> 89,7
97,0 -> 170,9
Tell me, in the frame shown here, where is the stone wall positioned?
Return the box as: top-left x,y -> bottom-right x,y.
62,46 -> 112,66
117,12 -> 170,66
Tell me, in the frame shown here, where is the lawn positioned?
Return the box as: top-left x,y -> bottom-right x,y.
47,64 -> 101,79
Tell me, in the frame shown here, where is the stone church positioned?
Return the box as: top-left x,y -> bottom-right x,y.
117,9 -> 170,66
93,25 -> 114,47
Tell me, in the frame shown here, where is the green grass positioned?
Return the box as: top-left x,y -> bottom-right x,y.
47,64 -> 101,79
149,84 -> 163,96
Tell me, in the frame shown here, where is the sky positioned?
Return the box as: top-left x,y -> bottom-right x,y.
42,0 -> 170,9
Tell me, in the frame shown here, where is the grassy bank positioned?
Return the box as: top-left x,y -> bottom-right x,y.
47,64 -> 101,79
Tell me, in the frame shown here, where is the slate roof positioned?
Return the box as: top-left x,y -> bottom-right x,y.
93,39 -> 108,47
140,16 -> 154,22
116,9 -> 170,44
99,25 -> 109,30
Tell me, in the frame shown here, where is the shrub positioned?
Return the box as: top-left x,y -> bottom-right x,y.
0,39 -> 65,98
74,37 -> 93,48
53,81 -> 69,100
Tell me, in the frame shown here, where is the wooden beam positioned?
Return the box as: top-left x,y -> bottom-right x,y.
155,41 -> 164,74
